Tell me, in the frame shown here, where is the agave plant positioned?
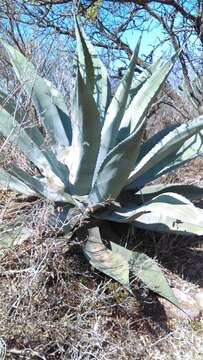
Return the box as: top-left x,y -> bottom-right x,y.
0,18 -> 203,308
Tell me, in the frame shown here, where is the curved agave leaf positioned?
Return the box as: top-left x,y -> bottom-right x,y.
7,165 -> 74,203
95,203 -> 147,223
2,41 -> 71,150
75,17 -> 94,94
127,115 -> 203,189
0,168 -> 37,196
97,192 -> 203,234
75,17 -> 111,122
136,124 -> 179,162
0,89 -> 23,121
117,54 -> 176,143
69,70 -> 101,195
133,192 -> 203,235
94,39 -> 141,181
83,226 -> 131,292
126,57 -> 165,109
44,79 -> 72,145
180,75 -> 203,110
130,183 -> 203,203
0,107 -> 69,187
89,123 -> 144,204
110,242 -> 179,307
154,131 -> 203,179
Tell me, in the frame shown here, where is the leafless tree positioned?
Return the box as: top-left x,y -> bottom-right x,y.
0,0 -> 202,120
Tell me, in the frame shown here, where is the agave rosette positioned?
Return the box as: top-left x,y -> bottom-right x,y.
0,18 -> 203,308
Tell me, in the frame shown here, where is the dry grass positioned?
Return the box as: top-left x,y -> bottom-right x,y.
0,191 -> 203,359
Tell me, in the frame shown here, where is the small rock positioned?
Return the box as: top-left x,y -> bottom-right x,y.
159,288 -> 201,320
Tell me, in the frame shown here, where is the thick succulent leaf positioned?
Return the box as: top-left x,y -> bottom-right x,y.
83,226 -> 131,291
133,192 -> 203,235
75,17 -> 94,94
0,89 -> 23,121
110,242 -> 179,307
0,222 -> 33,255
2,41 -> 71,149
98,192 -> 203,234
95,203 -> 147,223
75,17 -> 111,122
6,165 -> 74,203
180,76 -> 203,110
136,124 -> 179,162
126,57 -> 165,109
130,183 -> 203,203
0,168 -> 37,196
94,39 -> 141,180
89,123 -> 144,204
153,131 -> 203,180
0,107 -> 69,187
44,79 -> 72,145
69,70 -> 101,195
127,115 -> 203,189
117,54 -> 176,143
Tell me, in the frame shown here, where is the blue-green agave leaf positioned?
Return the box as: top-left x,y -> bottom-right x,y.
89,123 -> 144,204
83,226 -> 131,292
133,192 -> 203,235
95,203 -> 147,223
126,57 -> 165,109
0,168 -> 37,196
110,242 -> 179,307
0,107 -> 70,188
0,89 -> 23,121
2,41 -> 71,150
75,17 -> 111,122
69,70 -> 101,195
131,183 -> 203,203
7,165 -> 74,203
117,55 -> 176,143
94,39 -> 141,180
44,79 -> 72,145
127,115 -> 203,189
154,131 -> 203,179
75,16 -> 94,94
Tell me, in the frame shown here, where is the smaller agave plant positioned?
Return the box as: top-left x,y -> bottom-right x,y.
0,18 -> 203,308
